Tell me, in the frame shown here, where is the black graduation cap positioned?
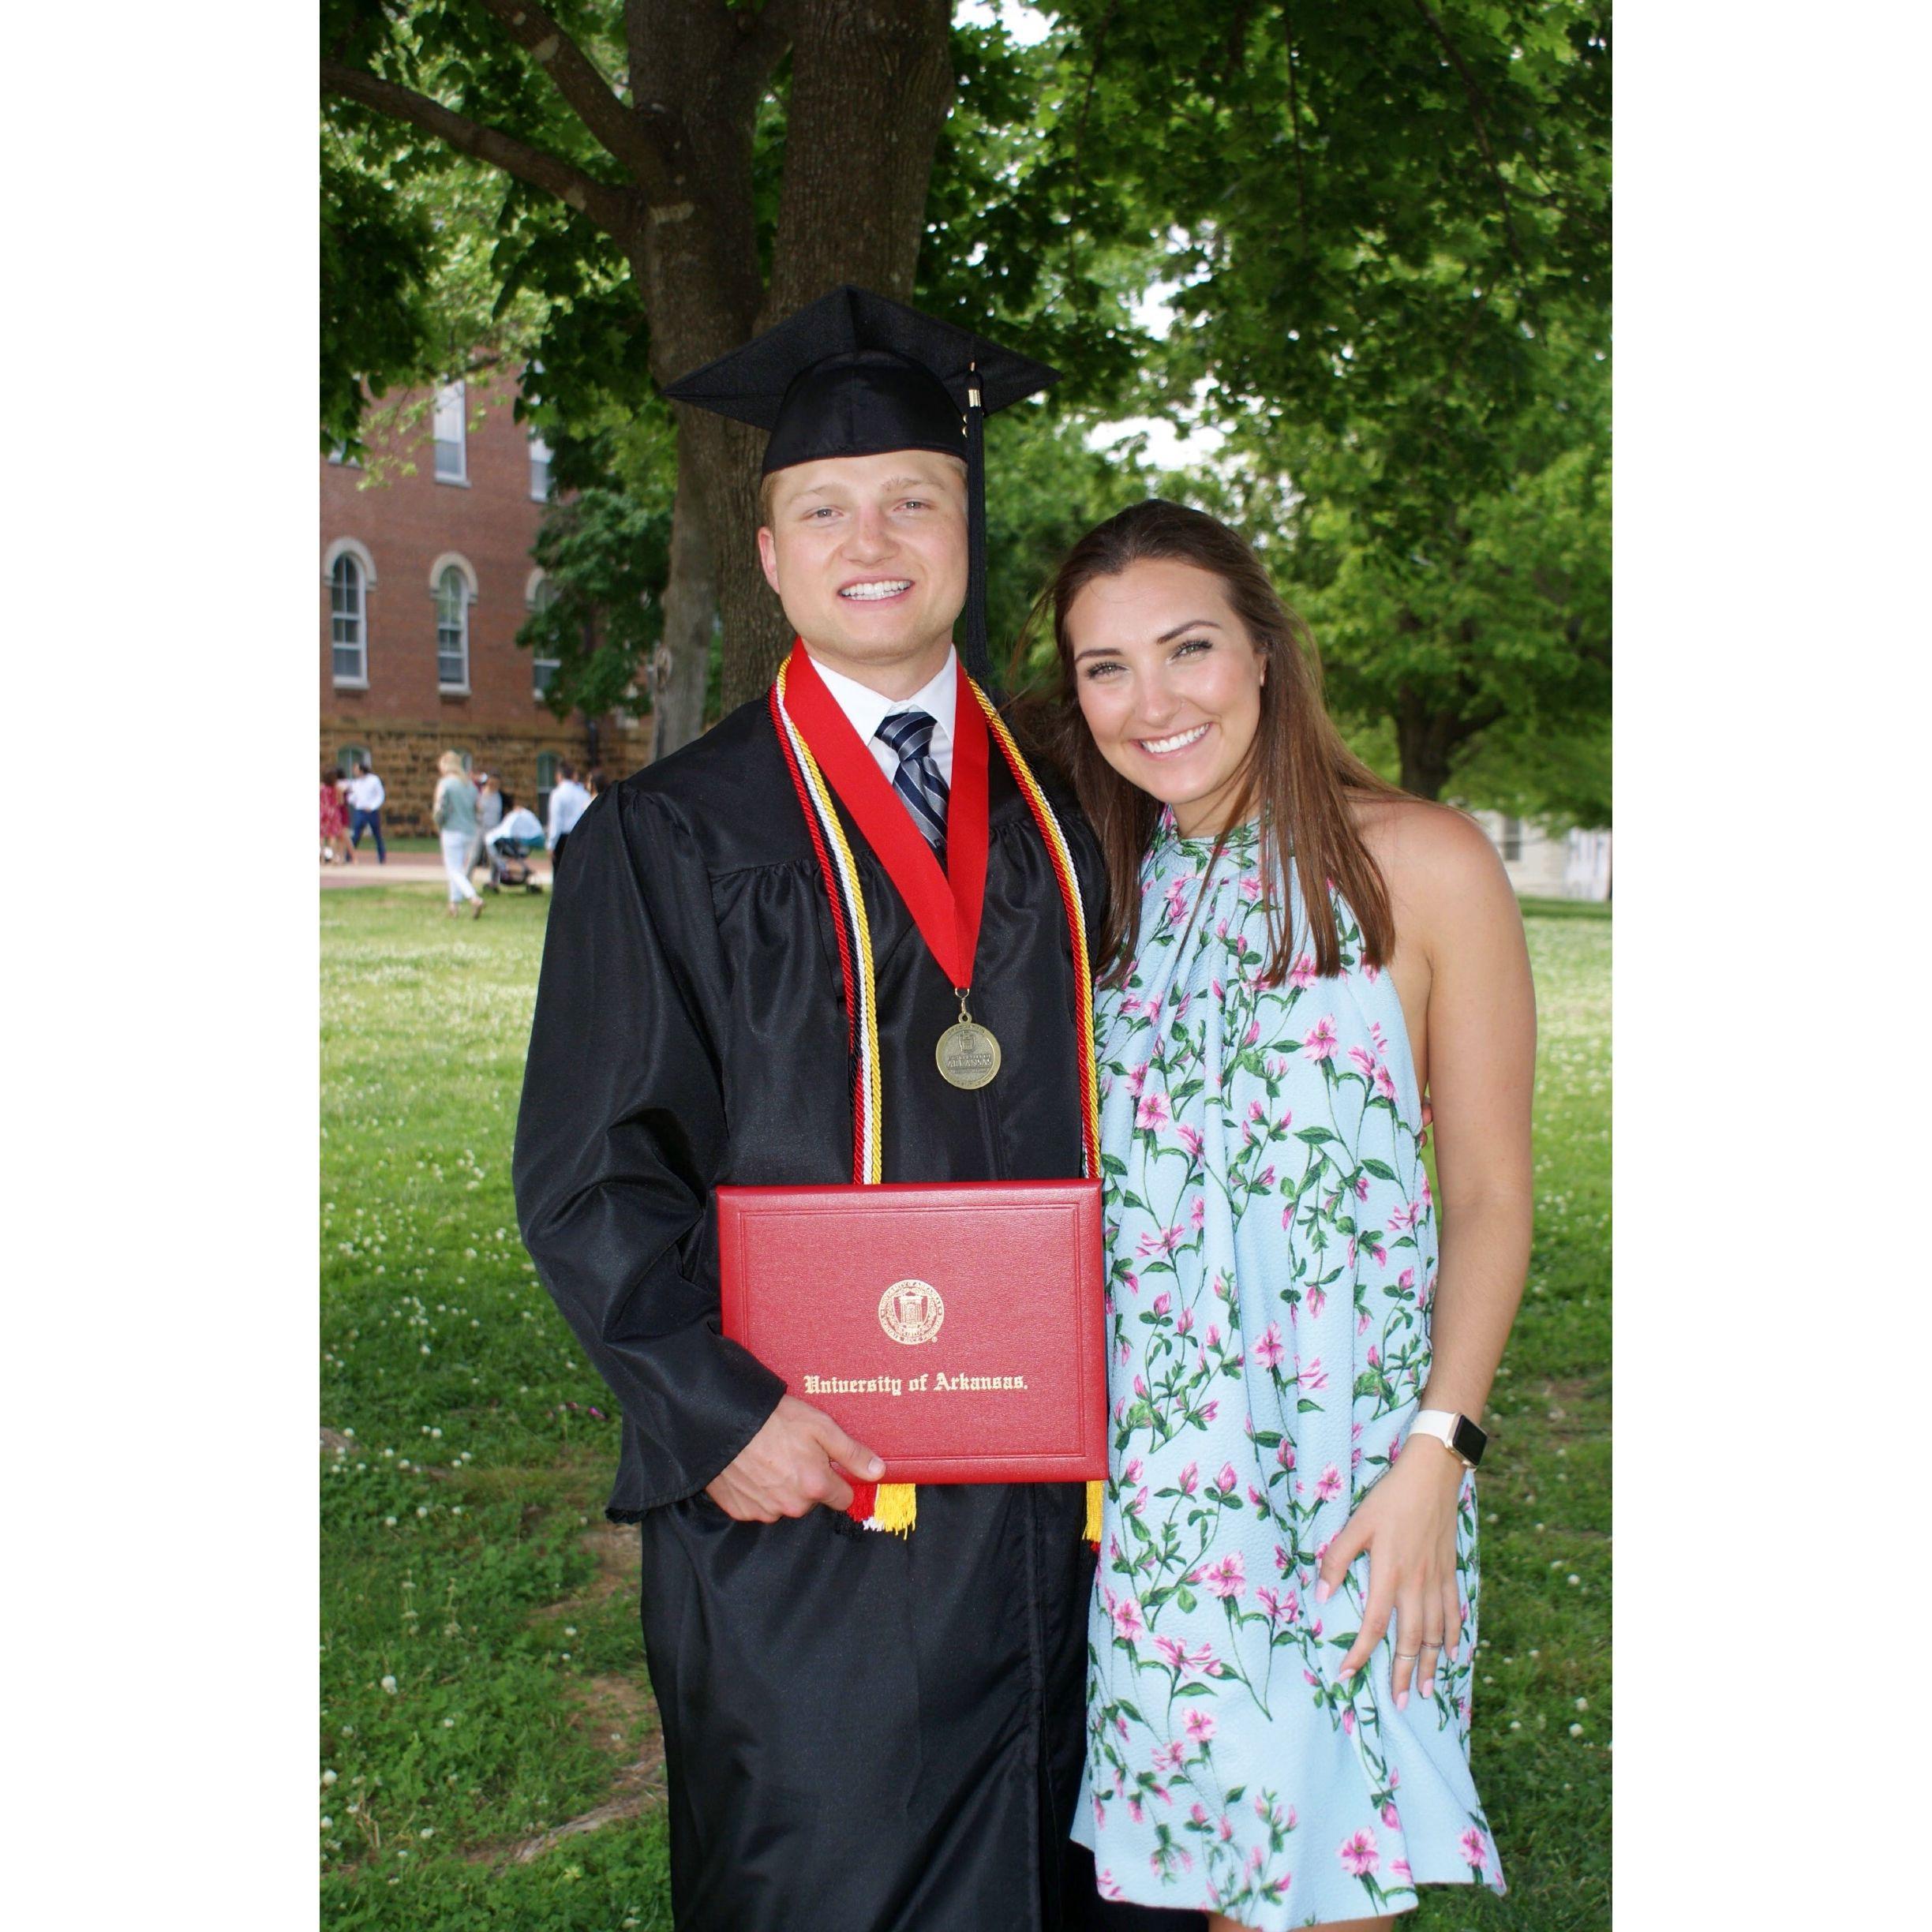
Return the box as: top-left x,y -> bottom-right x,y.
663,285 -> 1059,689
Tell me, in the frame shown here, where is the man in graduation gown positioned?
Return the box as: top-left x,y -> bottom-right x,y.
514,290 -> 1193,1932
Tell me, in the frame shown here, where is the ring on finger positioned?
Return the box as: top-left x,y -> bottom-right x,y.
1395,1649 -> 1421,1661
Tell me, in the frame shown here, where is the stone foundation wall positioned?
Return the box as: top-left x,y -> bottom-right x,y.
321,716 -> 654,836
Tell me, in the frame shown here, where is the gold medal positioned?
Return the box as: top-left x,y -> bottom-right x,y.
937,989 -> 1002,1090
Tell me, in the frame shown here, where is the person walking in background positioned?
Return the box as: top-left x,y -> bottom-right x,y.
544,761 -> 590,872
320,766 -> 353,866
584,768 -> 608,801
431,751 -> 484,919
346,759 -> 387,863
474,772 -> 505,889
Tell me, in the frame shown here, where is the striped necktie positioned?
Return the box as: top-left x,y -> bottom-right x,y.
875,709 -> 949,868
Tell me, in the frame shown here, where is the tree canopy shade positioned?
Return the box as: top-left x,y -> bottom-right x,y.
323,2 -> 1610,804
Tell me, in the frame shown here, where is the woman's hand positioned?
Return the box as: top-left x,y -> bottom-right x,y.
1316,1437 -> 1466,1706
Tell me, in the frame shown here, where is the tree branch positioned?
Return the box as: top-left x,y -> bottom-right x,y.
1280,3 -> 1311,256
1408,0 -> 1522,268
474,0 -> 668,191
322,58 -> 631,237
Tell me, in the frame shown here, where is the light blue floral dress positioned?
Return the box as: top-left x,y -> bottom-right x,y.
1072,814 -> 1505,1926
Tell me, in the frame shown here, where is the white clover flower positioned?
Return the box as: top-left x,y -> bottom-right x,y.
384,1516 -> 397,1528
322,1769 -> 337,1785
1569,1722 -> 1584,1737
419,1828 -> 434,1840
441,1718 -> 455,1729
380,1676 -> 398,1694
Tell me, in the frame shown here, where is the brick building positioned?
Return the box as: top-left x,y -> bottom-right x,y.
321,367 -> 650,835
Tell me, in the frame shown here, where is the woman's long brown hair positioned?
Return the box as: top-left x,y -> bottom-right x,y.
1023,499 -> 1402,986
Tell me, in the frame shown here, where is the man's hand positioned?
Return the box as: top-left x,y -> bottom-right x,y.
704,1395 -> 886,1522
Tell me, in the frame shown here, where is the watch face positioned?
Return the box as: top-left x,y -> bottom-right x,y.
1450,1414 -> 1488,1468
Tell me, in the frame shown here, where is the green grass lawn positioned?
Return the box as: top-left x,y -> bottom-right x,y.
321,887 -> 1609,1930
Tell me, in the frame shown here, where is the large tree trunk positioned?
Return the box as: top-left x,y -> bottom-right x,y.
649,444 -> 717,758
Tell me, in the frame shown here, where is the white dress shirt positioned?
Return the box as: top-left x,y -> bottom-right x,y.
347,773 -> 385,812
806,645 -> 958,790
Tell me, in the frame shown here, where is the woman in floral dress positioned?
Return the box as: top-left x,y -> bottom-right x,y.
1035,502 -> 1534,1931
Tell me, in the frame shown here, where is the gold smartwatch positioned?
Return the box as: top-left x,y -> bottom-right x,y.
1407,1408 -> 1488,1469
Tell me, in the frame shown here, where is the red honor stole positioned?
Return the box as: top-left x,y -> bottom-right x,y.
777,642 -> 990,996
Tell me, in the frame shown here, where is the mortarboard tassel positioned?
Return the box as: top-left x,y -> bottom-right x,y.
962,365 -> 994,694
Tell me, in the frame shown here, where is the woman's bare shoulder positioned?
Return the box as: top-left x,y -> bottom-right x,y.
1349,794 -> 1504,895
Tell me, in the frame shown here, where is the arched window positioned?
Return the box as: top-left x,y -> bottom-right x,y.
331,554 -> 366,684
433,380 -> 467,484
335,744 -> 369,779
436,565 -> 471,691
527,570 -> 560,698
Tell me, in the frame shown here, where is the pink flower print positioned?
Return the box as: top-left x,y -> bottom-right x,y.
1108,1594 -> 1146,1642
1124,1457 -> 1143,1484
1388,1203 -> 1416,1234
1367,1345 -> 1381,1368
1354,1174 -> 1370,1201
1152,1290 -> 1172,1316
1338,1829 -> 1380,1878
1421,1271 -> 1436,1309
1199,1552 -> 1247,1599
1175,1307 -> 1196,1337
1133,1485 -> 1149,1516
1246,1485 -> 1264,1507
1144,993 -> 1163,1023
1289,955 -> 1319,990
1276,1441 -> 1295,1471
1216,1462 -> 1240,1493
1373,1063 -> 1397,1103
1127,1796 -> 1144,1824
1307,1285 -> 1327,1318
1227,1818 -> 1241,1845
1357,1308 -> 1372,1335
1182,1708 -> 1217,1746
1302,1668 -> 1320,1687
1215,917 -> 1229,939
1178,1462 -> 1200,1496
1189,1194 -> 1206,1231
1200,1399 -> 1219,1422
1382,1802 -> 1401,1829
1206,1323 -> 1222,1349
1316,1464 -> 1343,1503
1252,1321 -> 1285,1370
1163,875 -> 1196,925
1136,1089 -> 1170,1131
1348,1044 -> 1376,1080
1211,975 -> 1226,1002
1302,1016 -> 1339,1061
1190,1802 -> 1210,1825
1398,1267 -> 1414,1290
1125,1060 -> 1148,1097
1239,871 -> 1264,902
1243,1018 -> 1262,1046
1361,958 -> 1381,982
1152,1741 -> 1186,1774
1274,1542 -> 1292,1574
1177,1122 -> 1204,1159
1299,1358 -> 1328,1393
1391,1859 -> 1413,1885
1459,1827 -> 1489,1872
1340,1704 -> 1355,1735
1098,1869 -> 1125,1901
1133,1373 -> 1148,1398
1136,1223 -> 1183,1258
1421,1174 -> 1434,1208
1119,993 -> 1142,1017
1371,1020 -> 1388,1054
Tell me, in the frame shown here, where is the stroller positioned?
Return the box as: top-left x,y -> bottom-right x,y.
485,807 -> 547,893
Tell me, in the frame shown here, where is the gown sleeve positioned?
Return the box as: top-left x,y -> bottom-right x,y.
513,784 -> 786,1508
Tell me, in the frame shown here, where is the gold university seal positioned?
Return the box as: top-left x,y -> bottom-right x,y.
878,1278 -> 945,1346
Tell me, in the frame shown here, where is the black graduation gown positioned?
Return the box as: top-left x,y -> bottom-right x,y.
513,695 -> 1193,1932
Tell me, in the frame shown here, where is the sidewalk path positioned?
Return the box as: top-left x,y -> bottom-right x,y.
320,855 -> 553,890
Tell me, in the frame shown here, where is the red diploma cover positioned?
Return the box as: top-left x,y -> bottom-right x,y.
717,1178 -> 1106,1484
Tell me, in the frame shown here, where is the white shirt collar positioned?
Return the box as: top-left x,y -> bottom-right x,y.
807,644 -> 958,757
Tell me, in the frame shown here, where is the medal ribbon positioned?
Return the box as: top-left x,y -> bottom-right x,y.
770,650 -> 1103,1542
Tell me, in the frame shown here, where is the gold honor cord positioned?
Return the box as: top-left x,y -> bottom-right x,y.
773,662 -> 1104,1543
